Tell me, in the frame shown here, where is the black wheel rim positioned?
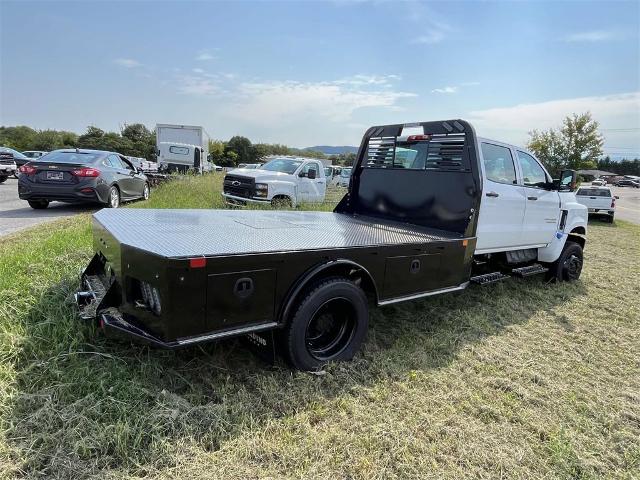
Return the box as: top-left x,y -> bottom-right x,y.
305,298 -> 356,361
563,254 -> 582,279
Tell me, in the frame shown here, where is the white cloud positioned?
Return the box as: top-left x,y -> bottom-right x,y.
564,30 -> 615,42
192,68 -> 204,74
176,75 -> 220,96
468,92 -> 640,148
431,82 -> 479,94
228,80 -> 416,124
431,86 -> 458,94
412,31 -> 446,45
113,58 -> 140,68
195,50 -> 216,61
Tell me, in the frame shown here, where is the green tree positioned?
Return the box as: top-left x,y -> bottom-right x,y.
527,112 -> 603,176
0,126 -> 37,151
226,136 -> 252,164
208,140 -> 226,163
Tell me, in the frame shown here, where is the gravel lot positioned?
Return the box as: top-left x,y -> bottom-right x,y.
0,177 -> 96,237
0,177 -> 638,238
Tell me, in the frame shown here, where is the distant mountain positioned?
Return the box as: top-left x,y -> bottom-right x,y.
304,145 -> 358,155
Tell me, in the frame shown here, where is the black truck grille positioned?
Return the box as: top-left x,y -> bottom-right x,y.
223,174 -> 255,198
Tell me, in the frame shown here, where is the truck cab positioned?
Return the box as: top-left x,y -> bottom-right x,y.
222,156 -> 327,207
157,142 -> 210,174
474,137 -> 587,260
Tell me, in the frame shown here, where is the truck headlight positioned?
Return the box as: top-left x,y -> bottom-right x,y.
255,183 -> 268,198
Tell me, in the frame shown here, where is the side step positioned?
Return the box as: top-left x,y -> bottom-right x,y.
470,272 -> 510,285
512,263 -> 549,277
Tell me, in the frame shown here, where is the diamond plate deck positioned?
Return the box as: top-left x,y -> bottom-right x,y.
93,209 -> 461,258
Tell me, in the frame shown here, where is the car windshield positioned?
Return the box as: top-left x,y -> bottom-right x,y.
577,188 -> 610,197
261,158 -> 303,174
0,147 -> 28,160
340,168 -> 352,177
40,151 -> 101,164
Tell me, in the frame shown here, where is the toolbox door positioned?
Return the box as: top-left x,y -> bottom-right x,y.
382,253 -> 442,299
206,269 -> 276,330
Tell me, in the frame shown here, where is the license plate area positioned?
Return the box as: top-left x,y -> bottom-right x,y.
46,171 -> 64,180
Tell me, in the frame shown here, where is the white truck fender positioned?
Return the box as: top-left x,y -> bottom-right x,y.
537,206 -> 587,263
267,181 -> 298,207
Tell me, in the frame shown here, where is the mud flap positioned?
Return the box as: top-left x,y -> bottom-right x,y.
243,330 -> 277,365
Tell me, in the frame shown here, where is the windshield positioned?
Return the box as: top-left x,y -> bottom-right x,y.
261,158 -> 303,174
340,168 -> 352,177
39,151 -> 101,164
0,147 -> 29,160
577,188 -> 610,197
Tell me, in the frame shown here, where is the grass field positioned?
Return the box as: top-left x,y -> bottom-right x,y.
1,175 -> 639,479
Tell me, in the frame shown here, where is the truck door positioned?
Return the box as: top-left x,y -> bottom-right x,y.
193,147 -> 201,173
475,142 -> 526,252
298,161 -> 326,202
516,151 -> 560,245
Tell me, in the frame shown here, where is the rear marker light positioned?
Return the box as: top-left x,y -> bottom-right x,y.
71,167 -> 100,177
19,164 -> 37,174
190,257 -> 207,268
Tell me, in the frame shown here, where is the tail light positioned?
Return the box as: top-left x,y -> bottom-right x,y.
406,134 -> 432,142
611,198 -> 615,208
19,164 -> 37,175
71,167 -> 100,177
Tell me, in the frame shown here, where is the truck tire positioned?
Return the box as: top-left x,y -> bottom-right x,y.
28,200 -> 49,209
607,214 -> 614,223
548,241 -> 583,282
0,175 -> 7,184
271,196 -> 292,208
284,277 -> 369,371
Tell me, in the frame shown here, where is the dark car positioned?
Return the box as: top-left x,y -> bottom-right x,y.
18,149 -> 150,209
615,179 -> 640,188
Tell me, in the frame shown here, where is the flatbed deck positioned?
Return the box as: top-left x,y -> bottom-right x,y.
93,209 -> 462,258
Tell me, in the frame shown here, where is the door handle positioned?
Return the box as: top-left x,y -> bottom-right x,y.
485,191 -> 499,197
527,196 -> 538,201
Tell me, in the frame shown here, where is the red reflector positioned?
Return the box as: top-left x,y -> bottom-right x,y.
71,167 -> 100,177
80,188 -> 93,193
190,257 -> 206,268
19,164 -> 37,174
406,134 -> 432,142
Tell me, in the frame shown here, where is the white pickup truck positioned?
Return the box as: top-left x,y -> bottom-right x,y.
222,157 -> 327,207
575,185 -> 617,222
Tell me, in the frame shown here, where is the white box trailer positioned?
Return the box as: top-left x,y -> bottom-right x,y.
156,124 -> 211,173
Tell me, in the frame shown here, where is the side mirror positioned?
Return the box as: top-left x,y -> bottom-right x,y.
558,169 -> 577,192
308,169 -> 317,180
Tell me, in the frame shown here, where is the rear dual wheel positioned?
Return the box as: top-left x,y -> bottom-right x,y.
284,277 -> 369,371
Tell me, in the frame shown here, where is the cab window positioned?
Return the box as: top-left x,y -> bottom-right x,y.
517,151 -> 548,188
481,143 -> 517,185
301,162 -> 320,177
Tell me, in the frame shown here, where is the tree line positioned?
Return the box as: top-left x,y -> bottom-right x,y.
0,125 -> 333,166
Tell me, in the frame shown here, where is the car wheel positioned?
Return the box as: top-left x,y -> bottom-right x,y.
283,277 -> 369,371
28,200 -> 49,209
608,214 -> 615,223
547,241 -> 583,282
106,186 -> 120,208
271,196 -> 292,208
0,175 -> 7,184
142,183 -> 150,201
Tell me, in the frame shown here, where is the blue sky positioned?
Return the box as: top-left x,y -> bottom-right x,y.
1,0 -> 639,156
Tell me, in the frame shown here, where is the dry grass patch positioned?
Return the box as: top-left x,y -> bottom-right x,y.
0,175 -> 638,479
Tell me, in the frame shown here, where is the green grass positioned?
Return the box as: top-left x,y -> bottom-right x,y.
1,175 -> 639,479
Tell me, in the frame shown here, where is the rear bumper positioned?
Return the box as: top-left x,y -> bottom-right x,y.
18,178 -> 106,203
587,209 -> 614,215
0,165 -> 16,174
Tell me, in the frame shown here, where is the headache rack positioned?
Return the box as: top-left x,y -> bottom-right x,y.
336,119 -> 482,238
